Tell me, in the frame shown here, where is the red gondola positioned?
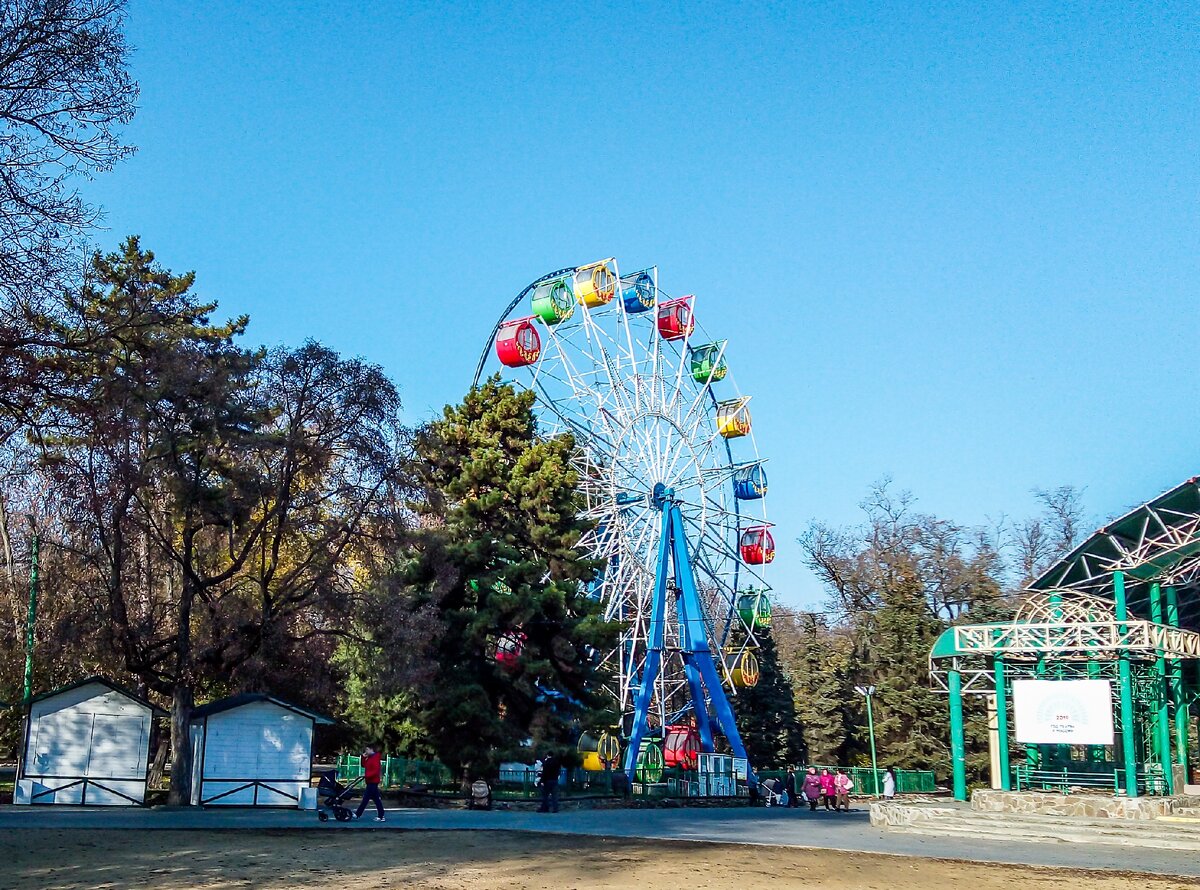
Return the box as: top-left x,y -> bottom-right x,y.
495,317 -> 541,367
739,526 -> 775,565
663,725 -> 700,769
657,296 -> 694,341
494,631 -> 526,667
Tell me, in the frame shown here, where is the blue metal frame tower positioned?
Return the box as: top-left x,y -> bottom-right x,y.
622,484 -> 751,779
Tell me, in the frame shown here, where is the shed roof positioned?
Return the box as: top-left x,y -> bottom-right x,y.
190,693 -> 335,725
1031,475 -> 1200,630
23,676 -> 168,716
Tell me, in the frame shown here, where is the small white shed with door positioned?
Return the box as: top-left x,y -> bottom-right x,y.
16,676 -> 165,806
189,693 -> 333,807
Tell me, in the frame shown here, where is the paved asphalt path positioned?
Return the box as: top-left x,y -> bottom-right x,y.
0,804 -> 1196,878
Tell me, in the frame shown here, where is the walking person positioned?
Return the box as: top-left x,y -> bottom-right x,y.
818,767 -> 836,811
802,767 -> 822,811
354,744 -> 385,822
538,749 -> 562,813
785,766 -> 798,809
883,766 -> 897,800
834,768 -> 854,811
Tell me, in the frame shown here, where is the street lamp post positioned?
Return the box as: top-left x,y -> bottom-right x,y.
855,685 -> 879,794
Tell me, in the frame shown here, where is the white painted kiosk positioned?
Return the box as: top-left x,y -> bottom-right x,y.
16,676 -> 165,806
189,693 -> 332,807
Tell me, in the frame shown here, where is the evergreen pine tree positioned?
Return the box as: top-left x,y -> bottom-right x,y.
384,378 -> 616,780
858,566 -> 951,774
775,609 -> 852,765
730,628 -> 803,768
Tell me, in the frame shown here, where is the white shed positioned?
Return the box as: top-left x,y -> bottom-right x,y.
15,676 -> 165,806
189,693 -> 333,807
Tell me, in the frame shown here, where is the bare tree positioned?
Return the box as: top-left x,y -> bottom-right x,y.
0,0 -> 137,304
1011,485 -> 1086,589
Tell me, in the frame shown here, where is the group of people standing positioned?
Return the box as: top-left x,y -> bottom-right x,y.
780,766 -> 898,811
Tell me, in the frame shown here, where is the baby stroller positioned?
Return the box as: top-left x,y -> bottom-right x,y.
468,779 -> 492,810
317,770 -> 364,822
760,777 -> 787,807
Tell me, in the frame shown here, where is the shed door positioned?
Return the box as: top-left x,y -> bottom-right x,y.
256,712 -> 310,780
87,714 -> 148,779
29,709 -> 92,776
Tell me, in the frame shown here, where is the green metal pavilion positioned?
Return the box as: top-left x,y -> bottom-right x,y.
931,476 -> 1200,801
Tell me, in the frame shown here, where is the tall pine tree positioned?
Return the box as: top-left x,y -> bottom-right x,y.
379,378 -> 616,780
730,628 -> 803,768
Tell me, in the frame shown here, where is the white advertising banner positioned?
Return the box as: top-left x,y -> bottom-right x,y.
1012,679 -> 1114,745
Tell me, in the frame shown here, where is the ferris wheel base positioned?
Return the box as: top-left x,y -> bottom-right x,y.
622,494 -> 752,780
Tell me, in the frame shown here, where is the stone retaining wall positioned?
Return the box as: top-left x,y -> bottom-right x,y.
971,788 -> 1200,820
869,801 -> 957,828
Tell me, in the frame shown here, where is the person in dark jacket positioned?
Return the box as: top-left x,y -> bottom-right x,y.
537,751 -> 562,813
354,744 -> 385,822
785,767 -> 798,808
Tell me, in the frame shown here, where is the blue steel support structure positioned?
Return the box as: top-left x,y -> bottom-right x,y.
623,488 -> 750,779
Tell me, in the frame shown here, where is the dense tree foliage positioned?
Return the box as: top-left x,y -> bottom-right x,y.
731,628 -> 803,767
0,238 -> 407,802
772,481 -> 1085,783
346,379 -> 617,782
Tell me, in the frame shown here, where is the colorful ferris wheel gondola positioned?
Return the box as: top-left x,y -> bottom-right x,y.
690,341 -> 728,384
578,731 -> 622,771
656,295 -> 694,341
734,463 -> 768,500
730,649 -> 760,688
739,526 -> 775,565
716,396 -> 752,438
737,590 -> 773,628
495,317 -> 541,367
492,630 -> 526,667
573,259 -> 617,307
530,275 -> 575,325
621,270 -> 655,313
663,725 -> 700,769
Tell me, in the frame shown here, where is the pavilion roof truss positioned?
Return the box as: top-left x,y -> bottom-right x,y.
1037,487 -> 1200,593
929,619 -> 1200,694
954,619 -> 1200,662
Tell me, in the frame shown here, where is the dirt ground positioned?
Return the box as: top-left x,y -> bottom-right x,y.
3,829 -> 1198,890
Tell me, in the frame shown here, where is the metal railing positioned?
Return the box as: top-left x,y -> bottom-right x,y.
757,766 -> 936,795
334,754 -> 935,799
1013,763 -> 1168,795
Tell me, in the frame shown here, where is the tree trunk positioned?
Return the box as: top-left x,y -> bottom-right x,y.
147,727 -> 169,790
168,532 -> 196,806
167,683 -> 194,805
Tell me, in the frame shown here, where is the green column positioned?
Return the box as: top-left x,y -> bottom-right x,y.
1086,659 -> 1105,762
1115,571 -> 1139,797
994,657 -> 1011,790
21,524 -> 38,704
949,667 -> 968,801
1028,656 -> 1046,768
1168,586 -> 1189,779
1150,582 -> 1174,793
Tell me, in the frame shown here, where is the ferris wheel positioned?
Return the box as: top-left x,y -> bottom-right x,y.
474,258 -> 774,776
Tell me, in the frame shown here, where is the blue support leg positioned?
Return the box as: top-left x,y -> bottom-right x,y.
682,654 -> 715,751
669,504 -> 751,766
623,507 -> 673,778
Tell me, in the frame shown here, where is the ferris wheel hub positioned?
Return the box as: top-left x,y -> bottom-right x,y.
651,482 -> 671,510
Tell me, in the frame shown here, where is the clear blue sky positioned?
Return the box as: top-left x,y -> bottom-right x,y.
86,1 -> 1198,608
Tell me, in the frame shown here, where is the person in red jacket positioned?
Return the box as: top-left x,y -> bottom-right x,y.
354,745 -> 385,822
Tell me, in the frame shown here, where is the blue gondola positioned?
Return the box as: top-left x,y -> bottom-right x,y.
621,271 -> 655,313
734,464 -> 768,500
